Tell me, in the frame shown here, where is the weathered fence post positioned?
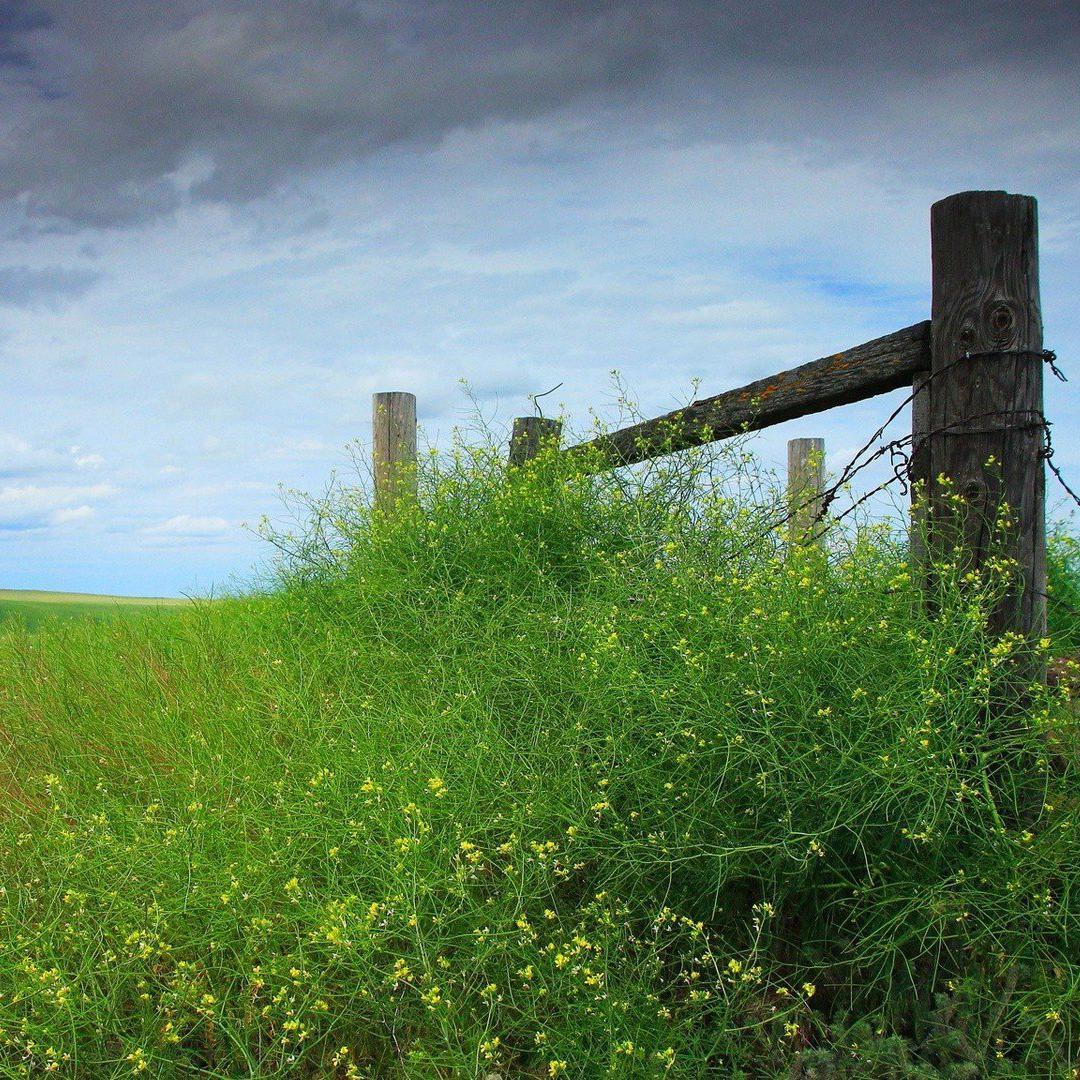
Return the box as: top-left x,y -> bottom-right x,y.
909,371 -> 932,574
509,417 -> 562,466
372,391 -> 417,511
927,190 -> 1045,650
786,437 -> 825,545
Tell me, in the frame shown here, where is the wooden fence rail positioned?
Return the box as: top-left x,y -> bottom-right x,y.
570,322 -> 929,470
372,190 -> 1048,657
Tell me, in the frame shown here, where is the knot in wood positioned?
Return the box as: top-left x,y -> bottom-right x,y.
961,478 -> 985,502
986,301 -> 1017,347
990,303 -> 1014,334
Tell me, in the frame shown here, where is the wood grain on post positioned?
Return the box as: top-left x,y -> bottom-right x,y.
509,417 -> 562,466
372,392 -> 417,512
927,190 -> 1045,647
787,438 -> 825,544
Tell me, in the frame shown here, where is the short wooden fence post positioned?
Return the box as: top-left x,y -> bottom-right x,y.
372,391 -> 417,512
787,437 -> 825,545
926,190 -> 1046,652
509,417 -> 562,466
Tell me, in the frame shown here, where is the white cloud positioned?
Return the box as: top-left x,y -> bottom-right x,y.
652,300 -> 784,328
51,505 -> 96,525
279,437 -> 327,454
0,434 -> 67,478
145,514 -> 231,537
0,483 -> 117,527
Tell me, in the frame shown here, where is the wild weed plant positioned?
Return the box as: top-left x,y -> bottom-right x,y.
0,431 -> 1076,1077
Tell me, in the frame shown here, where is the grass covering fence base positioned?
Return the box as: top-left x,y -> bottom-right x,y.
0,440 -> 1076,1077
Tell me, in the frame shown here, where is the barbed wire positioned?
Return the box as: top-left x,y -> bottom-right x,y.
601,342 -> 1080,589
780,347 -> 1078,546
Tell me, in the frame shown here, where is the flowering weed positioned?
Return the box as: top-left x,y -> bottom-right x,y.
0,436 -> 1076,1076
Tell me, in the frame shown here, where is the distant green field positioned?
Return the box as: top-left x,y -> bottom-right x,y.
0,589 -> 185,629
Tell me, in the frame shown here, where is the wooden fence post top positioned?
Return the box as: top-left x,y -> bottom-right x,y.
373,391 -> 417,412
509,416 -> 562,466
930,191 -> 1042,360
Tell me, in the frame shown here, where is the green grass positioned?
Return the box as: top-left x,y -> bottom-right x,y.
1047,534 -> 1080,654
0,590 -> 185,630
0,439 -> 1076,1078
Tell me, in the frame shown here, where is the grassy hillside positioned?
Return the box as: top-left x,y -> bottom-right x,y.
0,444 -> 1076,1078
0,589 -> 185,630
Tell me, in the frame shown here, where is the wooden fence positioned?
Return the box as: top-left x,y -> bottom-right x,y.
371,190 -> 1048,651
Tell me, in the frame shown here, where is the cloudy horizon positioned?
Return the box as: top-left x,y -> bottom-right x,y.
1,1 -> 1078,596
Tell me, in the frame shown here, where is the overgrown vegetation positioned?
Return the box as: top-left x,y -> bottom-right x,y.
0,436 -> 1076,1077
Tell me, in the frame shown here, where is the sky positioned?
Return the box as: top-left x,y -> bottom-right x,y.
0,1 -> 1078,596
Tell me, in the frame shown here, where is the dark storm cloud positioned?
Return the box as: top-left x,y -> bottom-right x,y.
0,264 -> 101,306
0,0 -> 48,66
1,1 -> 1077,227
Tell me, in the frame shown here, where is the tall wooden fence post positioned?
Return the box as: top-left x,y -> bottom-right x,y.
372,391 -> 417,512
787,437 -> 825,545
909,371 -> 932,576
509,417 -> 562,466
927,190 -> 1045,653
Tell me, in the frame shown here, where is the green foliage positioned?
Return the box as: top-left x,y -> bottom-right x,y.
0,441 -> 1076,1078
1048,531 -> 1080,653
